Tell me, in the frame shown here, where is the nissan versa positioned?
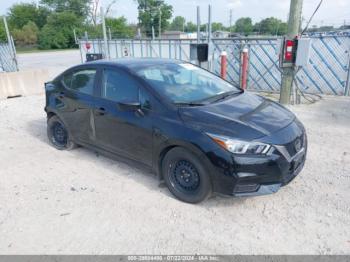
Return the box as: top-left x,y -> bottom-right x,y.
44,58 -> 307,203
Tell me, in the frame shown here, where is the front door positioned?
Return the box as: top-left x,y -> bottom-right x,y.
93,67 -> 153,166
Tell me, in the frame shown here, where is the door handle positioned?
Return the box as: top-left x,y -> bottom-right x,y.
95,107 -> 106,116
58,92 -> 65,99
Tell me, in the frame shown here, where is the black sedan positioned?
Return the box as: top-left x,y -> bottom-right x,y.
45,58 -> 307,203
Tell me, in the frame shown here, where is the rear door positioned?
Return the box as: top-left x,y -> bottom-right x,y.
57,67 -> 98,143
93,67 -> 154,166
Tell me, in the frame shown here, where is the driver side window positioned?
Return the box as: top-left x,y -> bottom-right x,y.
102,69 -> 139,102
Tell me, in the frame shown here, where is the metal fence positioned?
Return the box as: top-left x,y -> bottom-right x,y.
78,36 -> 350,96
0,42 -> 18,72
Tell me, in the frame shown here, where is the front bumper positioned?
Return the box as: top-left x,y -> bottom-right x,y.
207,121 -> 307,197
231,145 -> 306,197
233,147 -> 306,197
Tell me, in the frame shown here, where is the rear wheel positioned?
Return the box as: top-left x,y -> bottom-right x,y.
162,147 -> 212,203
47,115 -> 76,150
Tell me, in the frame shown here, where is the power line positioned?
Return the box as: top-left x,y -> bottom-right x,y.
301,0 -> 323,35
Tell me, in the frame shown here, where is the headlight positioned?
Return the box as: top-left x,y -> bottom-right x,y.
207,133 -> 271,155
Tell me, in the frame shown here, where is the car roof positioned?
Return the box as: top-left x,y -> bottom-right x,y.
85,58 -> 183,69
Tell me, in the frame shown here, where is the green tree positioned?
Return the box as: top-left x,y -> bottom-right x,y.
185,21 -> 196,32
136,0 -> 173,37
40,0 -> 91,18
235,17 -> 253,35
0,19 -> 6,42
256,17 -> 286,35
170,16 -> 185,31
211,22 -> 225,32
7,3 -> 50,29
13,21 -> 40,46
39,11 -> 82,49
278,22 -> 288,35
78,23 -> 101,39
227,25 -> 236,33
106,17 -> 135,38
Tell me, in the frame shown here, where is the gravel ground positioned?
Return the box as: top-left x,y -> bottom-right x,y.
17,50 -> 81,78
0,94 -> 349,255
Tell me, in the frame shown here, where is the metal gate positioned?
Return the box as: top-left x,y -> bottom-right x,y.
0,43 -> 18,72
78,36 -> 350,96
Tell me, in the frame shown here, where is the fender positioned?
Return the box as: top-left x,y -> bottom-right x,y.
45,107 -> 78,142
153,137 -> 216,181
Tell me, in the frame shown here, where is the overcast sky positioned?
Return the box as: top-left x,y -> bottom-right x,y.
0,0 -> 349,27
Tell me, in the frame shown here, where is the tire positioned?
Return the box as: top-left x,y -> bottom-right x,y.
162,147 -> 212,203
47,115 -> 76,150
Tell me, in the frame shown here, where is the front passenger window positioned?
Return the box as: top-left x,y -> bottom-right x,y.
102,69 -> 139,102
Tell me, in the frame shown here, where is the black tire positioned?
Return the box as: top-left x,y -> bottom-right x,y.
162,147 -> 212,203
47,115 -> 76,150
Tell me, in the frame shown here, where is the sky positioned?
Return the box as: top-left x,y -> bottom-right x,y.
0,0 -> 349,27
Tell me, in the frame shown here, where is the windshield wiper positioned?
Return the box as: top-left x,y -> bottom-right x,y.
214,90 -> 243,102
174,90 -> 243,107
201,90 -> 243,104
174,102 -> 206,107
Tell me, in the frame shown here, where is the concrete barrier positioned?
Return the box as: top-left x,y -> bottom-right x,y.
0,69 -> 50,100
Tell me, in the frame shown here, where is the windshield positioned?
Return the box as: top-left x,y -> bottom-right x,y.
133,63 -> 240,104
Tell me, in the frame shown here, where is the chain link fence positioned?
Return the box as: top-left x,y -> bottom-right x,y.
78,35 -> 350,96
0,42 -> 18,72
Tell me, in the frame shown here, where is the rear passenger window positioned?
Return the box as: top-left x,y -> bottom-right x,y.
62,69 -> 96,95
102,69 -> 139,102
62,74 -> 72,88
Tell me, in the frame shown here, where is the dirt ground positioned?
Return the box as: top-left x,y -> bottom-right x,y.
0,93 -> 349,255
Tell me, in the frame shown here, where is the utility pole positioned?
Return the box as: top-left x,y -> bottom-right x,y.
3,16 -> 18,70
152,26 -> 155,40
230,10 -> 233,29
208,5 -> 212,43
197,6 -> 201,43
3,17 -> 12,53
208,5 -> 212,71
279,0 -> 303,104
159,7 -> 162,38
101,7 -> 109,59
108,27 -> 112,40
73,28 -> 77,43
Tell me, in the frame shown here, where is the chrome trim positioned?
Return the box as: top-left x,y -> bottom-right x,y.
237,172 -> 258,178
274,145 -> 305,163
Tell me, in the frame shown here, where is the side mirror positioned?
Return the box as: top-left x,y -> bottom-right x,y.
117,101 -> 141,112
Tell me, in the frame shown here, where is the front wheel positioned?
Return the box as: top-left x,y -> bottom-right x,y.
162,147 -> 212,203
47,115 -> 76,150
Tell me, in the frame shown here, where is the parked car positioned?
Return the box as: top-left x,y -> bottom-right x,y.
45,58 -> 307,203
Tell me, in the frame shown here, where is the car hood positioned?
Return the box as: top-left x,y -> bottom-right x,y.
179,92 -> 296,140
